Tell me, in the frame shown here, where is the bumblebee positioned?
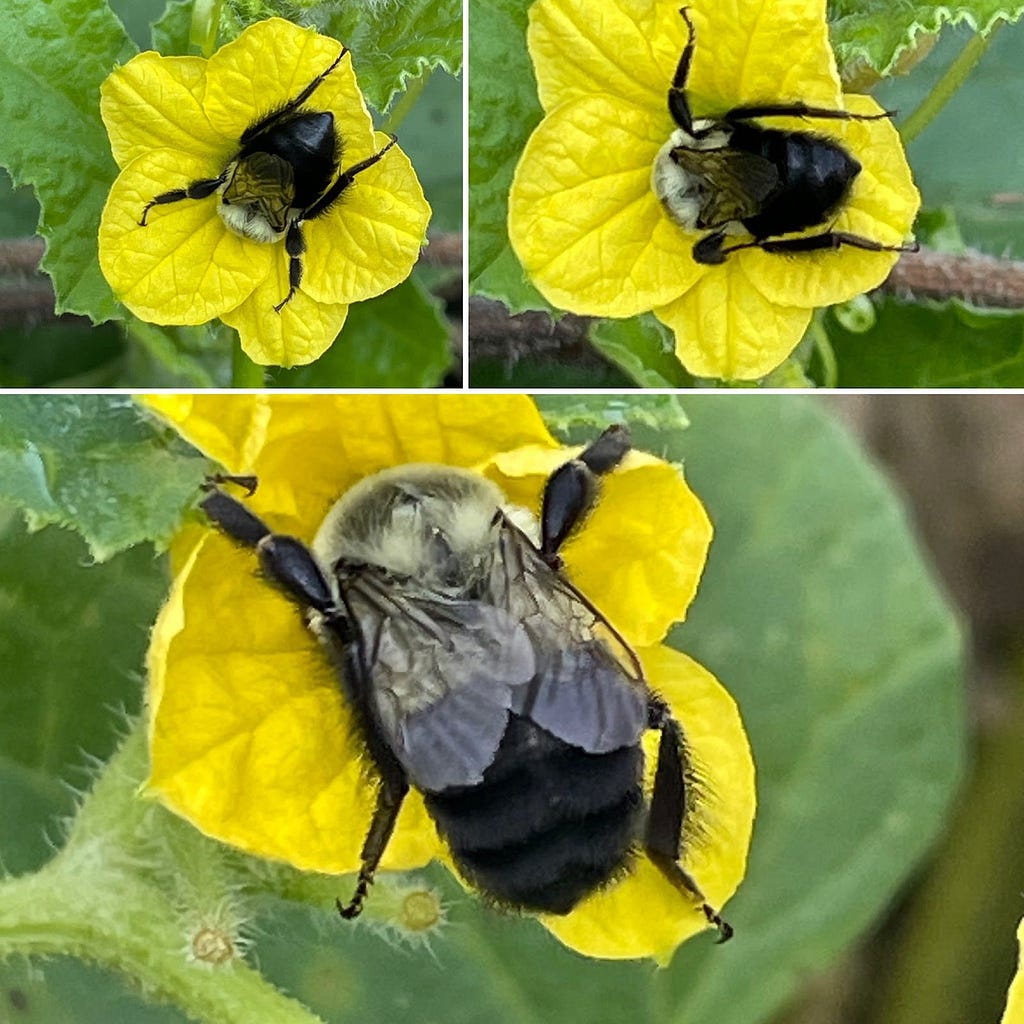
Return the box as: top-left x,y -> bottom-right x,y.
200,425 -> 731,940
652,8 -> 917,264
138,48 -> 395,312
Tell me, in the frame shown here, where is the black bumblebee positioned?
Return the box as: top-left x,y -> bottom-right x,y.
652,7 -> 917,265
200,425 -> 731,940
139,47 -> 395,312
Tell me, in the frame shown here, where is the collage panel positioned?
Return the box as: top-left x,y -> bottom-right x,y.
468,0 -> 1024,389
0,392 -> 1023,1024
0,0 -> 461,388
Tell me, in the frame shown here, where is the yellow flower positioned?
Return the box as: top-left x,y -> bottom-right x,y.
507,0 -> 920,381
99,19 -> 430,367
142,394 -> 755,961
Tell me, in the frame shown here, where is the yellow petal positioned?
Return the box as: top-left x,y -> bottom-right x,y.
1003,919 -> 1024,1024
484,445 -> 712,647
148,532 -> 441,874
742,94 -> 920,309
236,395 -> 558,537
542,646 -> 755,961
302,134 -> 431,305
527,0 -> 667,113
141,394 -> 269,475
509,95 -> 704,317
202,19 -> 372,156
98,149 -> 273,324
220,263 -> 349,367
655,265 -> 813,380
100,53 -> 228,169
667,0 -> 841,115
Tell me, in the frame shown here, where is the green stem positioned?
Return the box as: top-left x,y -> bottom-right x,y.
190,0 -> 223,57
810,316 -> 838,389
0,725 -> 324,1024
232,335 -> 266,388
0,867 -> 324,1024
899,23 -> 1002,144
380,71 -> 431,135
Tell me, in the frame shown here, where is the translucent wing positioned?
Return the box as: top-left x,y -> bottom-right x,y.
491,521 -> 647,754
341,566 -> 536,793
671,146 -> 779,226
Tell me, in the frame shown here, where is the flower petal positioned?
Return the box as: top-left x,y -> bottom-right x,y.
742,94 -> 920,309
541,645 -> 755,961
142,394 -> 269,475
147,531 -> 441,874
302,134 -> 431,305
219,263 -> 349,367
676,0 -> 841,114
509,94 -> 704,317
484,445 -> 712,647
100,53 -> 228,169
233,395 -> 558,537
655,264 -> 813,380
99,149 -> 273,324
527,0 -> 668,112
202,19 -> 372,156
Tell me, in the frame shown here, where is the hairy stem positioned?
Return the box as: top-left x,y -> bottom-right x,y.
900,23 -> 1002,144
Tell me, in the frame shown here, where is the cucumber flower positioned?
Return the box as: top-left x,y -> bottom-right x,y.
1005,919 -> 1024,1024
141,394 -> 755,962
99,19 -> 430,367
508,0 -> 919,381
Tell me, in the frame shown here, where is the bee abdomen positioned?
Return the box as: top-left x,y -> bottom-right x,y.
425,716 -> 644,914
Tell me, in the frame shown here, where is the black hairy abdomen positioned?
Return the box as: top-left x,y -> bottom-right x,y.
425,715 -> 644,914
731,124 -> 860,239
239,111 -> 338,207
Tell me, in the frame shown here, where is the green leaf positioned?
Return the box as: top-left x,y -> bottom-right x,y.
0,510 -> 166,806
0,0 -> 136,323
268,276 -> 453,387
468,0 -> 549,310
150,0 -> 195,54
877,22 -> 1024,257
827,297 -> 1024,386
654,397 -> 963,1024
830,0 -> 1024,78
0,396 -> 211,560
385,69 -> 463,232
589,316 -> 696,388
321,0 -> 462,113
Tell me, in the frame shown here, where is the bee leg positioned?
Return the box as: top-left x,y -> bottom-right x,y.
303,135 -> 400,219
273,222 -> 306,313
139,174 -> 225,226
200,481 -> 336,614
692,230 -> 730,265
337,773 -> 410,919
723,231 -> 919,259
724,102 -> 895,123
645,696 -> 733,943
240,48 -> 349,143
668,8 -> 697,134
539,424 -> 632,563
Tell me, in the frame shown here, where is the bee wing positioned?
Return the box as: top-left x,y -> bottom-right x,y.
672,146 -> 779,226
493,522 -> 647,754
342,567 -> 537,793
